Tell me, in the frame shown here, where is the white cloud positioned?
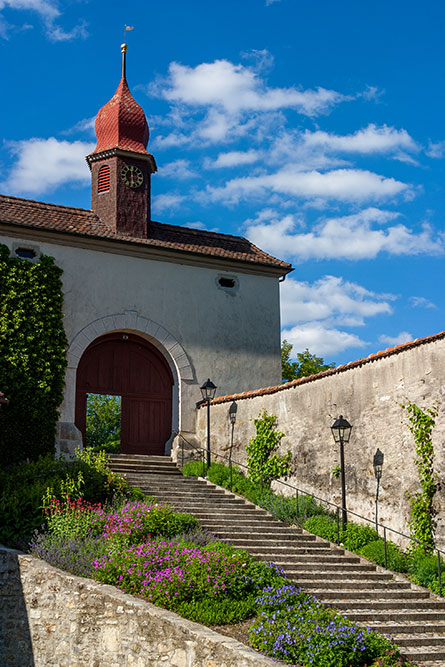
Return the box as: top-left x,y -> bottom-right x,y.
158,159 -> 198,180
280,275 -> 393,328
0,0 -> 87,41
245,207 -> 443,261
280,274 -> 396,357
426,140 -> 445,159
379,332 -> 413,347
208,150 -> 261,169
410,296 -> 437,309
62,116 -> 96,136
303,124 -> 419,156
151,193 -> 186,214
206,168 -> 410,205
282,323 -> 366,357
153,59 -> 350,117
1,137 -> 94,194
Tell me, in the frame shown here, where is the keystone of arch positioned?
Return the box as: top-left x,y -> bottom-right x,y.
66,311 -> 194,381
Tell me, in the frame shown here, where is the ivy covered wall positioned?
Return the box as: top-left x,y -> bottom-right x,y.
0,245 -> 67,467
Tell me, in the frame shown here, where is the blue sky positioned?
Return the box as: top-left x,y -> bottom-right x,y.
1,0 -> 444,366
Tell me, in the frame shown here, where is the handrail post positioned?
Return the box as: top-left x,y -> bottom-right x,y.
181,435 -> 184,470
336,507 -> 340,545
202,449 -> 206,478
229,459 -> 233,492
438,550 -> 442,597
296,489 -> 299,521
383,526 -> 388,569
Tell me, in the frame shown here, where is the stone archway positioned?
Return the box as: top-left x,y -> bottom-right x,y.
75,332 -> 174,455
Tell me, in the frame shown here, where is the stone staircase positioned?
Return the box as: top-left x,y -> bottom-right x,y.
108,454 -> 445,666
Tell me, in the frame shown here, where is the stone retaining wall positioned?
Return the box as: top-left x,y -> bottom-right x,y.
0,546 -> 277,667
196,334 -> 445,548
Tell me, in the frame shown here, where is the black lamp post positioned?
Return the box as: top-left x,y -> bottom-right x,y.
331,415 -> 352,531
373,448 -> 384,532
200,379 -> 217,469
228,401 -> 237,490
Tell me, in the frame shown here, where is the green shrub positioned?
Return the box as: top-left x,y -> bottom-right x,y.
360,539 -> 408,573
304,514 -> 339,543
0,246 -> 67,466
182,460 -> 205,477
407,550 -> 445,592
342,522 -> 379,552
304,516 -> 380,552
0,451 -> 144,548
177,597 -> 256,625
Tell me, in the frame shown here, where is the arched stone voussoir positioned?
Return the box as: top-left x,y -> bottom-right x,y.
67,313 -> 194,381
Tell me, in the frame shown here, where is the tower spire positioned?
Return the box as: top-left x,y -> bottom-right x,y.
121,42 -> 127,79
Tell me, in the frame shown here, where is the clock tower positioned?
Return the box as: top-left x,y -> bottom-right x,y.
87,44 -> 157,238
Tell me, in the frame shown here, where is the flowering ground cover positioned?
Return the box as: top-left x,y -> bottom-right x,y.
250,584 -> 408,667
28,465 -> 417,667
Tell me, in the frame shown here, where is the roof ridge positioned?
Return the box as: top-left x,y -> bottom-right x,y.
0,193 -> 94,216
150,220 -> 292,268
207,329 -> 445,406
151,219 -> 254,243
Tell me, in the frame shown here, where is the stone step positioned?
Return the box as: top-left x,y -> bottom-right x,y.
147,488 -> 227,503
212,532 -> 322,543
288,571 -> 393,581
396,636 -> 445,647
369,622 -> 445,634
111,468 -> 182,476
283,563 -> 378,572
108,454 -> 175,462
344,611 -> 445,622
295,580 -> 412,590
402,647 -> 445,662
336,599 -> 445,611
198,519 -> 304,531
313,590 -> 431,601
220,540 -> 341,553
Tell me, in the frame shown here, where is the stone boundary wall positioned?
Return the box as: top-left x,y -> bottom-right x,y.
0,546 -> 278,667
196,335 -> 445,548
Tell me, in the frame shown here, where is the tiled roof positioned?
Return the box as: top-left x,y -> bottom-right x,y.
91,76 -> 150,156
0,194 -> 292,271
206,329 -> 445,406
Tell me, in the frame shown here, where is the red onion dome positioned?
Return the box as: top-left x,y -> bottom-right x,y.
92,76 -> 149,155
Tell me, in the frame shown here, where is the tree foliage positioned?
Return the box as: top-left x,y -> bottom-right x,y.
0,245 -> 67,467
281,340 -> 335,382
86,394 -> 121,451
246,411 -> 291,488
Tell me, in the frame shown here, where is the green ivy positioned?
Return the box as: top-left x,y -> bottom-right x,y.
0,244 -> 67,467
246,411 -> 291,488
403,403 -> 439,552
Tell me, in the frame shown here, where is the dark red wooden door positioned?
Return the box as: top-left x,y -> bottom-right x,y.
75,333 -> 173,455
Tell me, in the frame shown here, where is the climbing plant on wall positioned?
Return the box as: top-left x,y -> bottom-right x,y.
246,411 -> 292,488
0,244 -> 67,467
404,403 -> 439,551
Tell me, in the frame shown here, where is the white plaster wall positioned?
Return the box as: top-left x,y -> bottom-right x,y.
197,337 -> 445,549
0,233 -> 281,438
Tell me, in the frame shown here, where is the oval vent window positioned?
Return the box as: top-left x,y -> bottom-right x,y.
98,165 -> 111,193
15,247 -> 36,260
218,277 -> 236,288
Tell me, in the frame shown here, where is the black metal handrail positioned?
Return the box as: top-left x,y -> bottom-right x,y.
176,431 -> 444,595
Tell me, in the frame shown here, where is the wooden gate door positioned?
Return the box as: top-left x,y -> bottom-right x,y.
75,333 -> 173,455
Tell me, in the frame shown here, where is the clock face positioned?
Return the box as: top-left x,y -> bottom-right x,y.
121,164 -> 144,189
